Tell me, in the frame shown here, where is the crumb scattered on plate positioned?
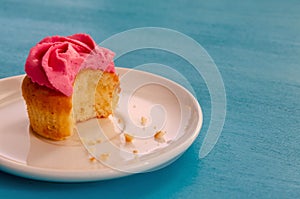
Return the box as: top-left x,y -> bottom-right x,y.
124,133 -> 134,143
133,150 -> 138,154
140,116 -> 147,126
100,153 -> 110,161
84,139 -> 97,146
96,138 -> 102,144
89,156 -> 96,162
154,130 -> 166,143
154,130 -> 166,139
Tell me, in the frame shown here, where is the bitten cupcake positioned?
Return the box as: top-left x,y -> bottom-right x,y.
22,33 -> 120,140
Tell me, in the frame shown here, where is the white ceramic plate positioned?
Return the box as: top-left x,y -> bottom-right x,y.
0,68 -> 202,182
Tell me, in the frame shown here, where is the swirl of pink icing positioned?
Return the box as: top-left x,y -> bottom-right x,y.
25,33 -> 115,96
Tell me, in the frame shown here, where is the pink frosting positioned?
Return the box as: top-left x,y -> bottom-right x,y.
25,33 -> 115,96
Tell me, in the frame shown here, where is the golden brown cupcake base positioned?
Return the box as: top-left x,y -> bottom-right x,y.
22,69 -> 120,140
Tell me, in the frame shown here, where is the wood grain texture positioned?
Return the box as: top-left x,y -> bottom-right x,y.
0,0 -> 299,198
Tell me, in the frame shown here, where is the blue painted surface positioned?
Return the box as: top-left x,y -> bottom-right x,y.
0,0 -> 300,198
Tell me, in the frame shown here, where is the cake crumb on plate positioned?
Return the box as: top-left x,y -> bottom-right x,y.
124,133 -> 134,143
154,130 -> 166,143
154,130 -> 165,139
140,116 -> 147,126
133,150 -> 138,154
100,153 -> 110,161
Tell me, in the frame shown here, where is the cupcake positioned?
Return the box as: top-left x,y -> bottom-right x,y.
22,33 -> 120,140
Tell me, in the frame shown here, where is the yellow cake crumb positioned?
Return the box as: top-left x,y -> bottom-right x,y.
154,130 -> 166,139
124,133 -> 134,143
140,116 -> 147,126
96,138 -> 102,144
133,150 -> 138,154
87,140 -> 96,145
89,156 -> 96,162
100,153 -> 110,161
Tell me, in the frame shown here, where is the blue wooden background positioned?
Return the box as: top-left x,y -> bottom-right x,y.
0,0 -> 300,198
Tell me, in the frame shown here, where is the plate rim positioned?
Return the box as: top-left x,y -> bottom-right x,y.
0,67 -> 203,182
